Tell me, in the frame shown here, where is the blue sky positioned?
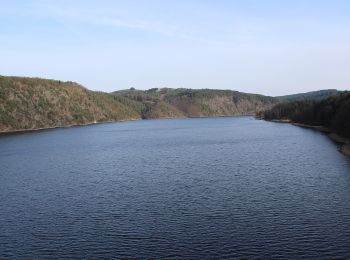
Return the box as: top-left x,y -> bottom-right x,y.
1,0 -> 349,95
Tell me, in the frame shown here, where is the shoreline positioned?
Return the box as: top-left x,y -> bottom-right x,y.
265,119 -> 350,157
328,133 -> 350,157
0,114 -> 251,135
292,123 -> 332,133
0,118 -> 142,136
3,116 -> 349,158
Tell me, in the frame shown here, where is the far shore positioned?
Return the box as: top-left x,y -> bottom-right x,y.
3,116 -> 349,158
0,114 -> 252,135
0,118 -> 141,135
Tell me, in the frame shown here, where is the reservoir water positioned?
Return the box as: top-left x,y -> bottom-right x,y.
1,117 -> 350,259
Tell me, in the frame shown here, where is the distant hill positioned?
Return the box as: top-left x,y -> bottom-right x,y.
0,76 -> 276,132
112,88 -> 276,119
276,89 -> 341,102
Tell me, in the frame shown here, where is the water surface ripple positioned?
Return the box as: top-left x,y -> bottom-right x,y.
1,117 -> 350,259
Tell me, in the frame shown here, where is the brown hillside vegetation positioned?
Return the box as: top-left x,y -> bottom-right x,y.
0,76 -> 141,132
0,76 -> 277,132
113,88 -> 276,119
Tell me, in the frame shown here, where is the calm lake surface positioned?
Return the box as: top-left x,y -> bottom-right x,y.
1,116 -> 350,259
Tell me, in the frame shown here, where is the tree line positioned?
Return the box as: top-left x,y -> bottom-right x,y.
261,92 -> 350,138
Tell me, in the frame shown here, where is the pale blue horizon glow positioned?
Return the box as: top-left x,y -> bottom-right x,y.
1,0 -> 350,96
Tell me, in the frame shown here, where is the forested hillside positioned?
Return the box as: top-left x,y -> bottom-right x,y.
276,89 -> 341,102
0,76 -> 142,132
0,76 -> 276,132
261,92 -> 350,138
112,88 -> 276,119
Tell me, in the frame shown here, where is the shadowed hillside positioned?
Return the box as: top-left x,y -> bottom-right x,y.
261,92 -> 350,138
276,89 -> 341,102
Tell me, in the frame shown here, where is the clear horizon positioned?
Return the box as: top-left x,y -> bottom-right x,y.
1,0 -> 350,96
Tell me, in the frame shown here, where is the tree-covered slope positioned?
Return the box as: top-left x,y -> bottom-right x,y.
261,92 -> 350,138
0,76 -> 277,132
0,76 -> 141,132
276,89 -> 341,102
112,88 -> 276,118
